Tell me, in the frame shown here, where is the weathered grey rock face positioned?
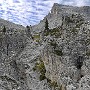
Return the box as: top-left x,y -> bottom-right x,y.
0,18 -> 25,30
0,19 -> 31,90
0,3 -> 90,90
31,3 -> 90,34
40,12 -> 90,89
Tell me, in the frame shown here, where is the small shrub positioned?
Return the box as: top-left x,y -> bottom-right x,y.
85,39 -> 90,45
33,34 -> 40,39
50,41 -> 57,49
37,61 -> 46,74
46,78 -> 65,90
54,50 -> 63,56
50,28 -> 61,37
70,28 -> 78,35
33,34 -> 40,42
86,51 -> 90,56
76,56 -> 84,69
76,24 -> 80,28
47,78 -> 51,83
45,18 -> 49,30
33,66 -> 37,71
47,79 -> 58,89
36,39 -> 40,42
44,28 -> 61,38
44,31 -> 49,36
33,62 -> 39,71
59,84 -> 65,90
51,81 -> 58,88
33,60 -> 46,81
2,26 -> 6,34
39,74 -> 46,81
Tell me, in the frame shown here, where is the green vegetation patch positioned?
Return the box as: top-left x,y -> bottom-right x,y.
50,28 -> 60,35
70,28 -> 78,35
33,60 -> 46,81
33,34 -> 40,42
33,34 -> 40,39
44,30 -> 49,36
46,78 -> 58,89
49,41 -> 63,56
39,74 -> 46,81
46,78 -> 64,90
44,28 -> 61,38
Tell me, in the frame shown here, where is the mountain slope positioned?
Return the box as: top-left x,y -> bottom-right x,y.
31,3 -> 90,33
27,3 -> 90,90
0,18 -> 25,30
0,3 -> 90,90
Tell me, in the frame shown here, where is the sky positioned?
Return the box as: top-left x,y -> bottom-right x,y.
0,0 -> 90,26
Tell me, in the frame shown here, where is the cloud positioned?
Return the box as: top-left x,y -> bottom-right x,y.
61,0 -> 90,6
0,0 -> 90,26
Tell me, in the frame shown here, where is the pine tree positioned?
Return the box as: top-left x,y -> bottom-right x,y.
45,18 -> 49,30
26,25 -> 30,37
26,25 -> 33,39
3,26 -> 6,34
7,43 -> 9,56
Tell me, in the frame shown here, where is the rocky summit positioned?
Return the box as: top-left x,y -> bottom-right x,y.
0,3 -> 90,90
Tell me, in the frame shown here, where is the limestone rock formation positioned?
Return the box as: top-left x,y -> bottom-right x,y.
0,3 -> 90,90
